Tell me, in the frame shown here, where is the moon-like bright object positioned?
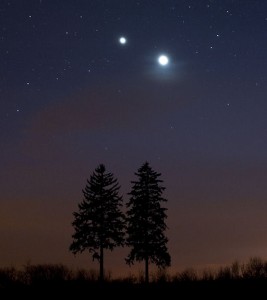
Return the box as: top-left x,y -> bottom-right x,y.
158,55 -> 169,66
119,37 -> 127,44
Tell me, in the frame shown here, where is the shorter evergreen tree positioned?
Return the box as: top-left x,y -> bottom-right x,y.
70,164 -> 125,282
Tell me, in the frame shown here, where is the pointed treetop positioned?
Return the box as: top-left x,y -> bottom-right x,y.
96,163 -> 106,173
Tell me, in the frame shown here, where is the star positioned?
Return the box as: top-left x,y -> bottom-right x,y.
119,37 -> 127,45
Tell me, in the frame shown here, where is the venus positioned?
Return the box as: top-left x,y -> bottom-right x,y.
158,55 -> 169,66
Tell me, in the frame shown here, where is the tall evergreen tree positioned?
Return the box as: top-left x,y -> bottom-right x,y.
70,164 -> 125,282
126,162 -> 171,283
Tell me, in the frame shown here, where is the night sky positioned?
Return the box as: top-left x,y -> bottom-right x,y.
1,0 -> 267,276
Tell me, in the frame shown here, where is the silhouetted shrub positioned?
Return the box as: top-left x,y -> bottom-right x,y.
201,269 -> 215,281
241,257 -> 267,279
216,266 -> 232,281
0,267 -> 18,287
24,263 -> 71,286
73,268 -> 98,282
231,261 -> 241,279
151,268 -> 170,283
172,268 -> 198,282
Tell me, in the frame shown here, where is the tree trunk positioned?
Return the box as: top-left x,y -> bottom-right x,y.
99,246 -> 104,282
145,256 -> 149,284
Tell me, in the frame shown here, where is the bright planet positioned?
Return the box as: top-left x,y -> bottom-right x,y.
158,55 -> 169,66
119,37 -> 127,44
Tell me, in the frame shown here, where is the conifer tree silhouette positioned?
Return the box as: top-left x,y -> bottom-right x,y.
70,164 -> 125,282
126,162 -> 171,283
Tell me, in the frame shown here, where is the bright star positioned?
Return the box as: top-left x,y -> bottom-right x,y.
119,37 -> 127,44
158,55 -> 169,66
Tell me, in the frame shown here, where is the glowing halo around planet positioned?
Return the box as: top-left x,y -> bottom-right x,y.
158,55 -> 169,66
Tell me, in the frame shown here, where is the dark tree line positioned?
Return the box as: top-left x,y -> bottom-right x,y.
70,162 -> 170,283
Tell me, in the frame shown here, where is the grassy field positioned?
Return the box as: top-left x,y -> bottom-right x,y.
1,257 -> 267,296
